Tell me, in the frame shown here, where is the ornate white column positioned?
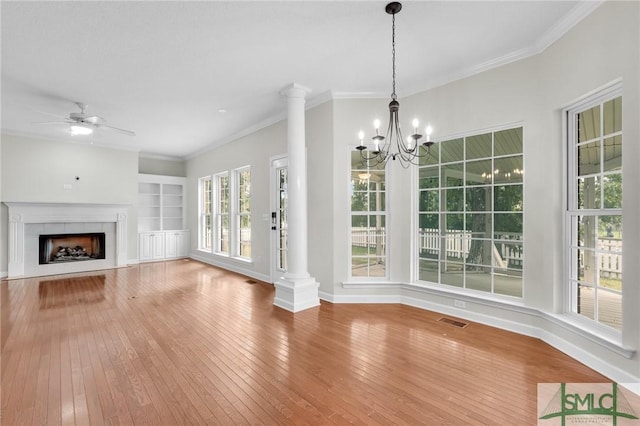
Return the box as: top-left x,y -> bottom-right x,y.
273,83 -> 320,312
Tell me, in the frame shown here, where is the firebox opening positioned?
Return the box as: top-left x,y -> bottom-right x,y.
39,233 -> 106,265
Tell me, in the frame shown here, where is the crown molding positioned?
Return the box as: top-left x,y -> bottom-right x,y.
404,0 -> 604,97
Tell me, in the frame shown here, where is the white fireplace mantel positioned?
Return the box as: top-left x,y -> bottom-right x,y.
4,202 -> 129,278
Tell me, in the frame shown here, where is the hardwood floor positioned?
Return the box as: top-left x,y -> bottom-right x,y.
2,259 -> 608,425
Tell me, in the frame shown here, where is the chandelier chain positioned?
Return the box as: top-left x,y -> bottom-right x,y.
391,12 -> 397,100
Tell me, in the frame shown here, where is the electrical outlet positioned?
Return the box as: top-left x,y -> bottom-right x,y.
454,299 -> 466,309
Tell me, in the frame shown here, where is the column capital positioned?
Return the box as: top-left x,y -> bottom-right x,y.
279,83 -> 312,99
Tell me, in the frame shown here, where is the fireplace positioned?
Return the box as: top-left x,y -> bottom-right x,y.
39,233 -> 106,264
4,202 -> 129,279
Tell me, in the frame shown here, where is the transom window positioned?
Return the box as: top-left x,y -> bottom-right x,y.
417,126 -> 524,297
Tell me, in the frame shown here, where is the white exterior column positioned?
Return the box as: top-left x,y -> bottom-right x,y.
273,83 -> 320,313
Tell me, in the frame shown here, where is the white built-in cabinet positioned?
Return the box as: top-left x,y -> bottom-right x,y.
138,174 -> 190,262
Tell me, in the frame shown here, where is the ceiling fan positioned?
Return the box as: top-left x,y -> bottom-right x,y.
34,102 -> 136,137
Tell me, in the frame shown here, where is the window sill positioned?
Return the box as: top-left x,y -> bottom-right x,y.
342,280 -> 402,289
541,312 -> 633,359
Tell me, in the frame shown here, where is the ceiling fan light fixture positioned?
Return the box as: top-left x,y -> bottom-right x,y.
70,123 -> 93,136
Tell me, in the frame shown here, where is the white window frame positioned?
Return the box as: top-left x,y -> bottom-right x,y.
563,82 -> 623,336
415,125 -> 524,298
233,166 -> 251,260
198,176 -> 212,251
349,148 -> 389,280
214,171 -> 230,255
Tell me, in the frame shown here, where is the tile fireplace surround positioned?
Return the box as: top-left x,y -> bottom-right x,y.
4,202 -> 128,279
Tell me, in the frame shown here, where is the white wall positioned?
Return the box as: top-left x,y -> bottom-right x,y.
0,134 -> 139,272
327,1 -> 639,384
138,156 -> 186,177
186,120 -> 287,281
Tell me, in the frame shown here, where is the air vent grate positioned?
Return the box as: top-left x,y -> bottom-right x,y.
245,279 -> 257,284
438,317 -> 468,328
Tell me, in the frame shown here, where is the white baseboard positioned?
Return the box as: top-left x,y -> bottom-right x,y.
190,253 -> 271,284
0,271 -> 7,279
327,289 -> 638,391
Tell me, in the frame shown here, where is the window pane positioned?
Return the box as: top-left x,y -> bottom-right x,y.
440,138 -> 464,163
495,241 -> 523,270
419,190 -> 439,212
351,191 -> 369,212
494,185 -> 522,212
441,163 -> 464,187
577,105 -> 600,142
576,248 -> 596,284
494,213 -> 522,237
493,156 -> 523,184
466,159 -> 492,185
602,136 -> 622,172
441,262 -> 463,287
443,188 -> 464,212
598,289 -> 621,330
445,214 -> 464,231
466,213 -> 491,238
603,174 -> 622,208
418,213 -> 439,230
494,270 -> 522,297
578,141 -> 600,176
466,186 -> 491,212
419,166 -> 439,188
418,259 -> 439,282
603,96 -> 621,135
418,226 -> 439,259
495,128 -> 523,156
577,284 -> 595,320
577,177 -> 600,210
466,270 -> 492,293
419,143 -> 439,166
465,239 -> 492,267
466,133 -> 492,160
598,215 -> 622,241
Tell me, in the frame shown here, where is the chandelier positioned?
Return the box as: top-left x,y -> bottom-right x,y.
357,2 -> 434,168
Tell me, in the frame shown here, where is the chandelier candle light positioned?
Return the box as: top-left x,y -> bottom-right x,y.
357,2 -> 435,168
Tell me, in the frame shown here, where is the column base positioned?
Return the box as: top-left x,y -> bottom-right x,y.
273,276 -> 320,313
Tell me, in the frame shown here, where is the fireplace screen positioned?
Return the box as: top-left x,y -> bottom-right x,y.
39,233 -> 106,264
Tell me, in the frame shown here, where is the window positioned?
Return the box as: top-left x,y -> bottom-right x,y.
235,167 -> 251,259
417,126 -> 524,297
350,150 -> 387,278
198,176 -> 212,250
566,88 -> 622,331
208,167 -> 252,260
214,172 -> 229,254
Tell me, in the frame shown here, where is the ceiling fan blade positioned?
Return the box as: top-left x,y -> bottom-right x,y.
32,120 -> 73,125
95,123 -> 136,137
28,107 -> 68,120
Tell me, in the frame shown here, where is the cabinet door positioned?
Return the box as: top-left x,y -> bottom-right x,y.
165,231 -> 189,259
176,231 -> 190,257
151,234 -> 165,259
165,232 -> 178,259
139,233 -> 153,261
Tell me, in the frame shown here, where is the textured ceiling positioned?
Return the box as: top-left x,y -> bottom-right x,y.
1,1 -> 600,159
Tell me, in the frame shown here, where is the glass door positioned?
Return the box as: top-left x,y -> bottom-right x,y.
271,157 -> 288,282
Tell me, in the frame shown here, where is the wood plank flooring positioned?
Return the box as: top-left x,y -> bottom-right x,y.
2,259 -> 608,425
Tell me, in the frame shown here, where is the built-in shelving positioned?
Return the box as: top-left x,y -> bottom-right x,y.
137,174 -> 189,261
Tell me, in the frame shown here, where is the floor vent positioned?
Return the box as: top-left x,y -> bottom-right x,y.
438,317 -> 468,328
245,279 -> 257,284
